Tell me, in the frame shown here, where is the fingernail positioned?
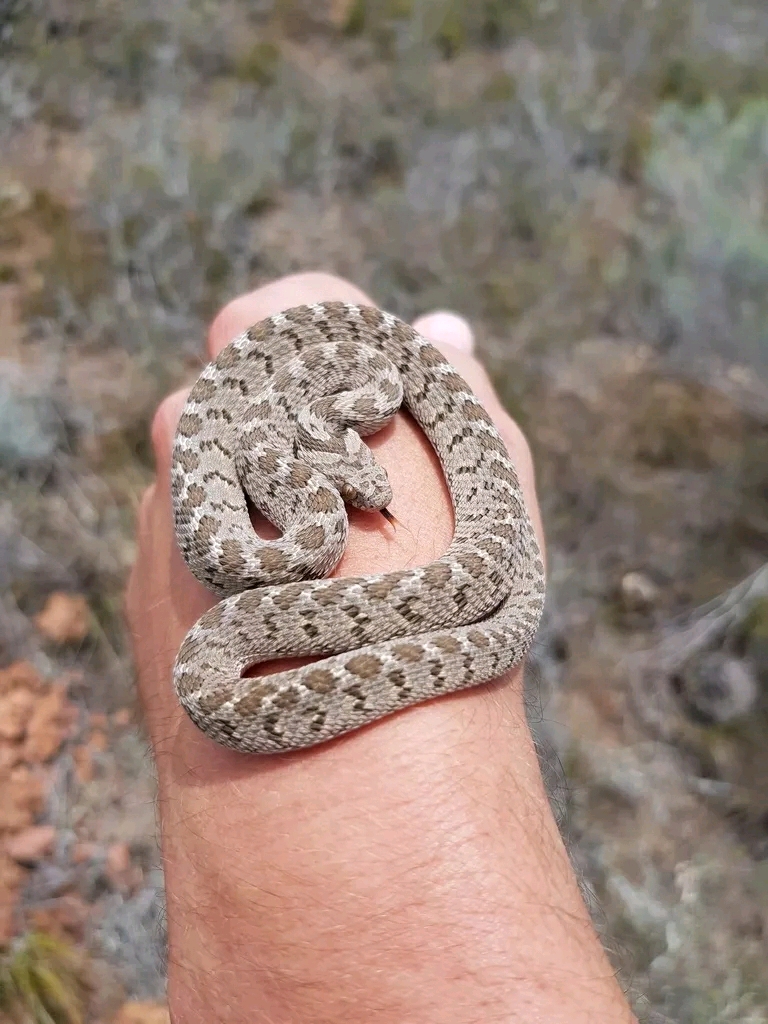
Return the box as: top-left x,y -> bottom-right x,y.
412,312 -> 475,355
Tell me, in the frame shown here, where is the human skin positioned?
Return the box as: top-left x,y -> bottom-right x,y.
126,272 -> 637,1023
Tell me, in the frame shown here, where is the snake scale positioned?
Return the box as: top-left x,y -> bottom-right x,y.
171,302 -> 545,754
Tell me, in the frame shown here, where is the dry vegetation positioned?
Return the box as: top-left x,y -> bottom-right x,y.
0,1 -> 766,1021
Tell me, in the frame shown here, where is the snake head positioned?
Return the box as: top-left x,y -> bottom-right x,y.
337,463 -> 393,512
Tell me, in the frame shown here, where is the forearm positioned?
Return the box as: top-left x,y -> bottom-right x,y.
157,681 -> 636,1024
128,274 -> 638,1023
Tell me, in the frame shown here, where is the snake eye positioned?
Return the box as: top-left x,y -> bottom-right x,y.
340,484 -> 357,502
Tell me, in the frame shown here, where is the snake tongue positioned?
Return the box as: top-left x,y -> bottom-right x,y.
380,507 -> 399,528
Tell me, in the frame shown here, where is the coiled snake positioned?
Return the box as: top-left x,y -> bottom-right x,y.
171,302 -> 545,754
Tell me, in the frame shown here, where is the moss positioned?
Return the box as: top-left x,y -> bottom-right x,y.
24,190 -> 108,317
343,0 -> 367,35
478,0 -> 536,46
630,379 -> 742,471
482,71 -> 516,103
35,99 -> 82,132
658,58 -> 708,107
435,8 -> 466,59
0,264 -> 19,283
481,259 -> 551,324
342,0 -> 412,45
743,598 -> 768,642
620,114 -> 653,183
234,41 -> 281,86
368,134 -> 404,186
561,742 -> 590,785
204,249 -> 231,288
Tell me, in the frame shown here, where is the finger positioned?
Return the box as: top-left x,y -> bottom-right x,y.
207,272 -> 374,359
136,482 -> 157,536
150,387 -> 190,477
412,311 -> 475,356
412,314 -> 544,557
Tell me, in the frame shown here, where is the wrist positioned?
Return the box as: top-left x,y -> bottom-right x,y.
157,676 -> 633,1024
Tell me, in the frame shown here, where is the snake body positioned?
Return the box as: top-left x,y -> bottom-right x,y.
171,302 -> 545,754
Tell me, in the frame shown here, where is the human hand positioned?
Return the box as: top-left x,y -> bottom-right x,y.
126,272 -> 634,1024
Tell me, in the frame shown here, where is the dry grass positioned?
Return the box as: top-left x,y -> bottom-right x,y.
0,1 -> 766,1020
0,933 -> 86,1024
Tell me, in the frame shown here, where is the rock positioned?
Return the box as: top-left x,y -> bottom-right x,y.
24,682 -> 74,762
275,0 -> 357,33
0,852 -> 25,943
72,841 -> 99,864
0,369 -> 61,469
6,824 -> 56,864
0,179 -> 33,217
678,653 -> 758,725
29,892 -> 89,941
327,0 -> 358,27
0,686 -> 36,740
621,571 -> 660,612
0,765 -> 45,831
0,740 -> 24,770
105,842 -> 137,891
0,660 -> 43,697
112,708 -> 133,728
113,1003 -> 170,1024
34,592 -> 91,644
72,743 -> 95,783
89,729 -> 109,753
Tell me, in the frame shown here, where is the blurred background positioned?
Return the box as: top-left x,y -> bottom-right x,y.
0,1 -> 766,1021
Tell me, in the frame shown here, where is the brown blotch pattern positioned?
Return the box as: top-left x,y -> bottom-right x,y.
290,462 -> 313,488
492,462 -> 518,486
176,449 -> 200,472
393,643 -> 424,663
296,524 -> 326,550
458,552 -> 487,577
177,412 -> 203,437
462,402 -> 492,424
346,654 -> 383,679
419,345 -> 446,368
185,483 -> 206,507
304,669 -> 337,694
235,680 -> 275,714
433,635 -> 462,653
284,306 -> 316,329
259,549 -> 289,574
220,539 -> 246,572
352,397 -> 379,419
380,379 -> 401,401
307,487 -> 339,513
441,372 -> 468,393
248,400 -> 272,420
257,451 -> 280,474
246,322 -> 268,343
216,345 -> 243,369
194,515 -> 219,545
195,685 -> 233,716
367,573 -> 405,600
359,306 -> 384,331
422,562 -> 453,588
192,379 -> 218,401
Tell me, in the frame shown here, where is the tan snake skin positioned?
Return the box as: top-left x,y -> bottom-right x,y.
171,302 -> 545,753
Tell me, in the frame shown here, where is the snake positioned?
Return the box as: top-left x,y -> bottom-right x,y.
171,301 -> 545,754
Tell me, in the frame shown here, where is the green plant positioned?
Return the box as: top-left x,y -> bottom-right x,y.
0,933 -> 86,1024
233,40 -> 281,85
642,97 -> 768,368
